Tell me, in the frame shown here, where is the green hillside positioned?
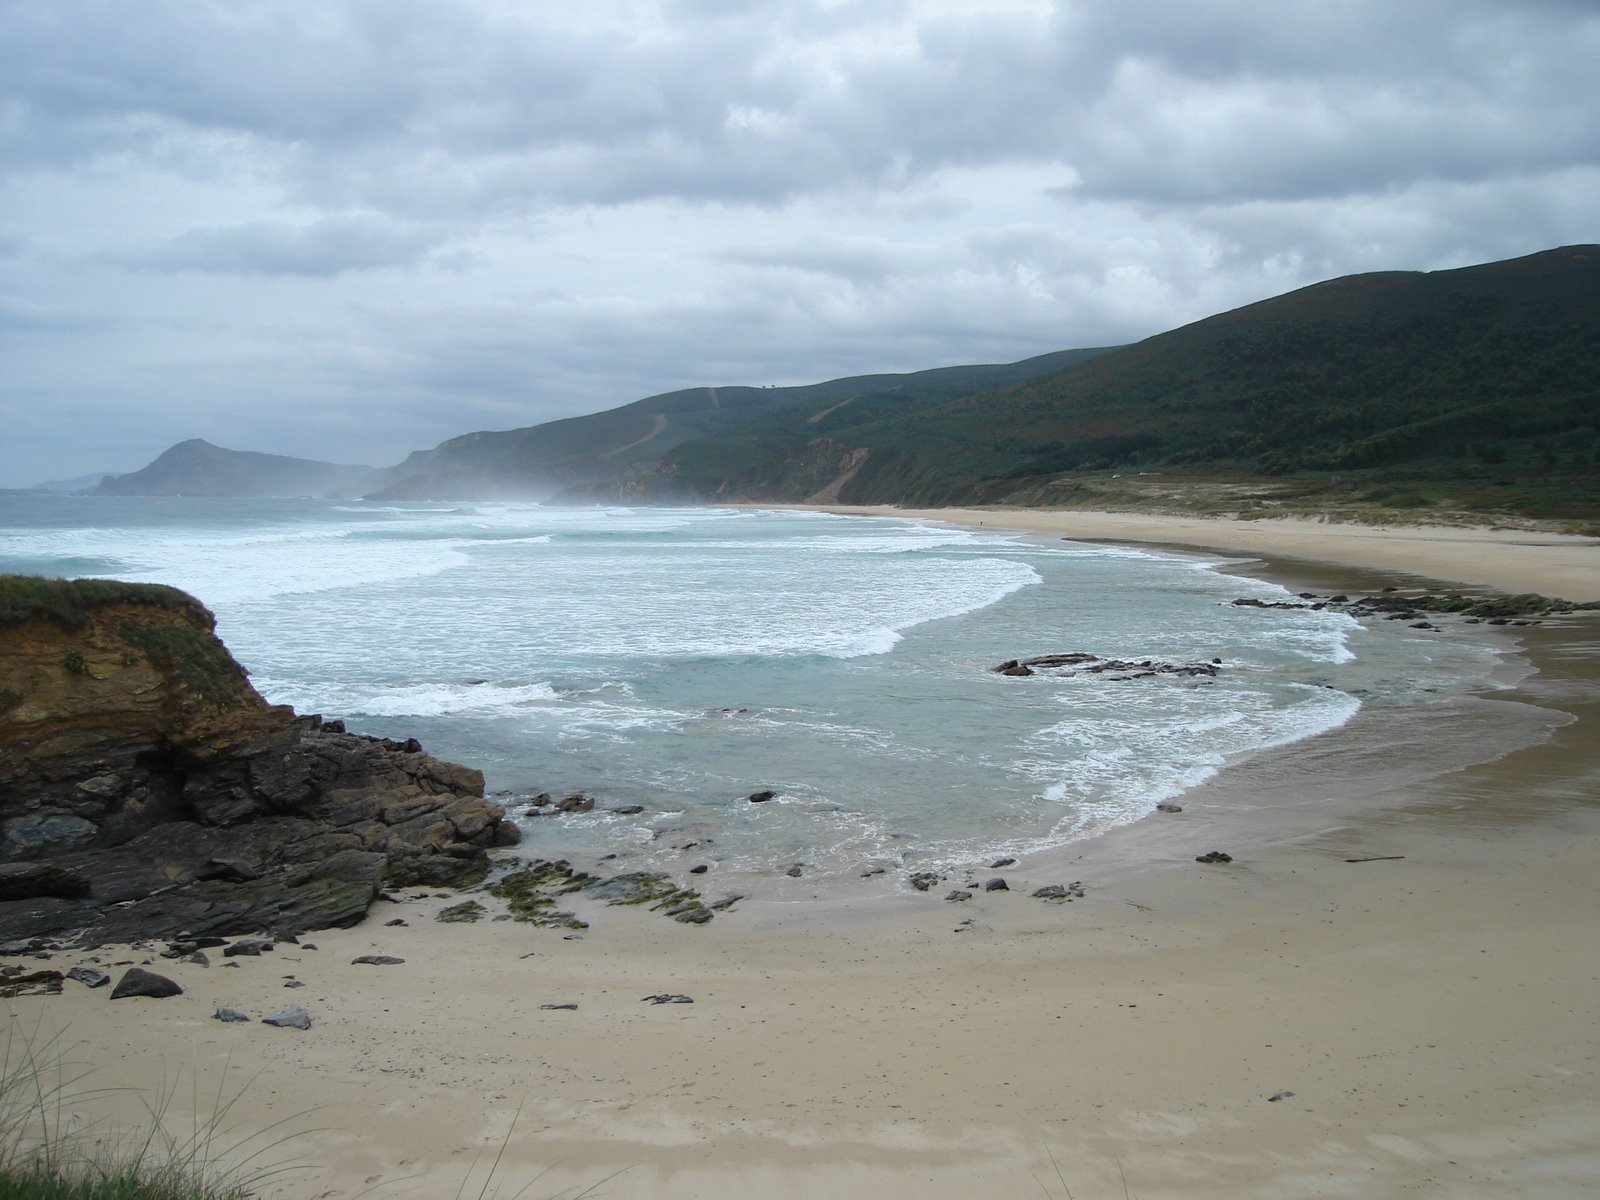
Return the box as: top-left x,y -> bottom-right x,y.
364,244 -> 1600,522
366,349 -> 1108,500
658,246 -> 1599,519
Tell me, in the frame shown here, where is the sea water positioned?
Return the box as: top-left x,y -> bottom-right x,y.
0,497 -> 1506,881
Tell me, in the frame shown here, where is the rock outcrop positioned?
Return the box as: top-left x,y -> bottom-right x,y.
0,576 -> 514,945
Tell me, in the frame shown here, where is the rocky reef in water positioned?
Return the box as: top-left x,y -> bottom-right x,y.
0,575 -> 516,946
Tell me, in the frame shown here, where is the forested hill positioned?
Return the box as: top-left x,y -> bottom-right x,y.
647,245 -> 1598,516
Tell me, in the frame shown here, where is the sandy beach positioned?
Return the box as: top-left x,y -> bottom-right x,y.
7,511 -> 1598,1199
811,506 -> 1600,603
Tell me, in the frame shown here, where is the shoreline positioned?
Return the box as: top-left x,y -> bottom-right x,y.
791,504 -> 1600,602
6,511 -> 1599,1198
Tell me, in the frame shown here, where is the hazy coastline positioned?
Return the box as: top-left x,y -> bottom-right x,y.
7,510 -> 1598,1199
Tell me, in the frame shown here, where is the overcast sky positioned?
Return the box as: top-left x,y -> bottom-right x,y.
3,0 -> 1596,486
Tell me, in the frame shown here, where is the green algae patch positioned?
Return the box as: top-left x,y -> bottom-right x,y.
485,859 -> 718,928
435,900 -> 486,923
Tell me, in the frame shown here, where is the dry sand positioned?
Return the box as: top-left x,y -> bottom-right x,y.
6,513 -> 1599,1199
811,506 -> 1600,602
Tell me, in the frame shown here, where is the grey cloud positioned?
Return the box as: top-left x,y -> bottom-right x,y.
124,215 -> 444,277
7,0 -> 1596,216
2,0 -> 1596,488
0,295 -> 106,334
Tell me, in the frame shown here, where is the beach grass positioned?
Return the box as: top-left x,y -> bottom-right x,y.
1,1022 -> 628,1200
0,1022 -> 307,1200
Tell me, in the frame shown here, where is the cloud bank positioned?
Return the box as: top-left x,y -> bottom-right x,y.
2,0 -> 1596,484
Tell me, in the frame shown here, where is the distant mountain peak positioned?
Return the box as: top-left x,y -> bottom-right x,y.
97,440 -> 379,498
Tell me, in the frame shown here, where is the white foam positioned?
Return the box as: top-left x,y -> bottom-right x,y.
256,679 -> 560,719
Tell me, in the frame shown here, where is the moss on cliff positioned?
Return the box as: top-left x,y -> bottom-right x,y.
116,621 -> 251,709
0,576 -> 250,714
0,575 -> 213,632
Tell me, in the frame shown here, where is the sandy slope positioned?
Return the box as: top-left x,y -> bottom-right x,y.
6,515 -> 1599,1200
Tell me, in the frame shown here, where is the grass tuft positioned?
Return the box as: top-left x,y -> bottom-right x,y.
0,1022 -> 309,1200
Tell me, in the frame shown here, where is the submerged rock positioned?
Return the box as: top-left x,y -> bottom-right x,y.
993,652 -> 1220,681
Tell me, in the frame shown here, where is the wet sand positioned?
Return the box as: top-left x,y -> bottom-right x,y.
6,515 -> 1598,1199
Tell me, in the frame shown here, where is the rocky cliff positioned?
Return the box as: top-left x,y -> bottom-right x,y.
0,576 -> 515,946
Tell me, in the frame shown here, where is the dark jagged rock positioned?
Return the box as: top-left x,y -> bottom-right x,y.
747,790 -> 777,803
66,965 -> 110,987
908,871 -> 942,892
223,938 -> 274,957
1196,850 -> 1234,864
1156,802 -> 1184,813
993,653 -> 1220,681
989,857 -> 1017,869
983,877 -> 1009,892
0,577 -> 513,946
109,966 -> 181,998
1345,590 -> 1597,620
642,993 -> 694,1004
262,1004 -> 311,1029
1033,882 -> 1086,902
946,890 -> 972,902
1232,597 -> 1308,611
435,900 -> 485,923
0,863 -> 92,901
554,794 -> 594,814
1,969 -> 64,997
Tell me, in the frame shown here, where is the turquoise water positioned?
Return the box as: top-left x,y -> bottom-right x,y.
0,497 -> 1504,881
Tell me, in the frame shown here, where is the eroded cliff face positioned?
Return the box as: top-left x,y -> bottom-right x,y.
0,578 -> 514,945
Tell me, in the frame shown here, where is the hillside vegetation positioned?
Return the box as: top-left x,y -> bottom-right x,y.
104,246 -> 1600,523
658,245 -> 1598,520
364,348 -> 1108,500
